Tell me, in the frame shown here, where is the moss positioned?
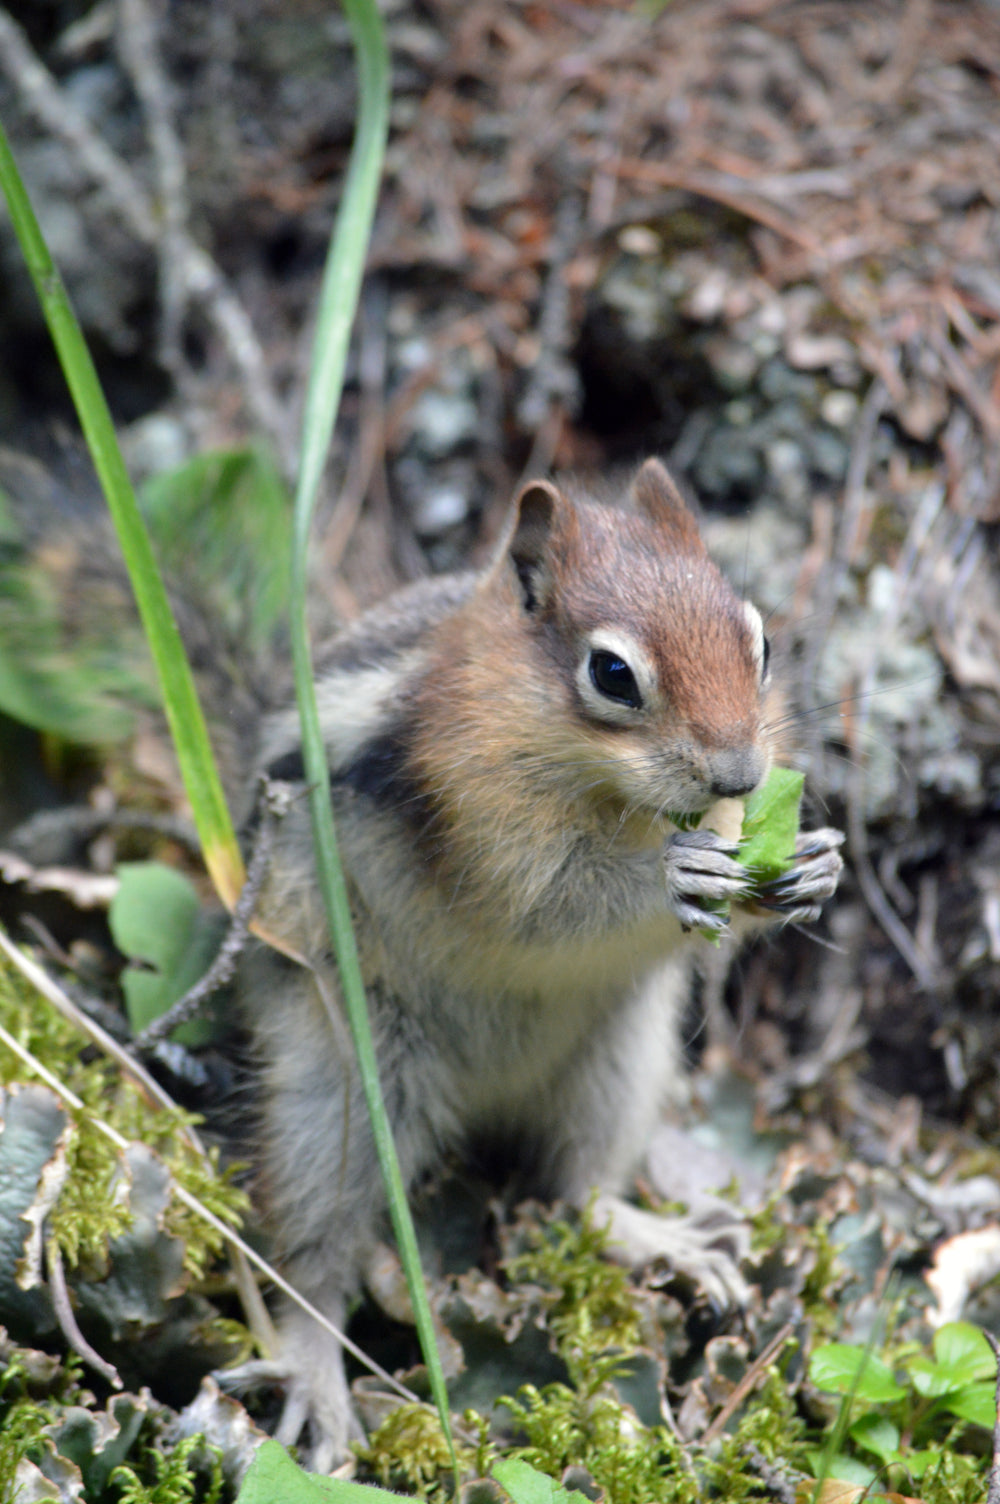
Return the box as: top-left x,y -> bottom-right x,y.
109,1433 -> 224,1504
0,948 -> 248,1283
503,1203 -> 644,1374
498,1208 -> 700,1504
359,1403 -> 472,1500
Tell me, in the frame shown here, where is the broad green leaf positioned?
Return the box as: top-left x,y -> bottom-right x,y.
109,862 -> 220,1041
141,448 -> 291,651
908,1325 -> 994,1412
236,1440 -> 409,1502
907,1355 -> 956,1398
809,1344 -> 907,1403
931,1321 -> 995,1380
903,1447 -> 954,1479
802,1457 -> 877,1493
847,1413 -> 900,1464
492,1458 -> 592,1503
938,1381 -> 997,1429
738,766 -> 804,882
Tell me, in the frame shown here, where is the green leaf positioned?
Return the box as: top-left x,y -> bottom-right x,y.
808,1344 -> 908,1403
677,766 -> 805,940
938,1381 -> 997,1429
804,1451 -> 879,1490
825,1456 -> 878,1489
907,1355 -> 955,1399
236,1440 -> 409,1502
931,1321 -> 996,1381
492,1458 -> 592,1504
847,1413 -> 900,1464
140,447 -> 291,651
907,1325 -> 995,1417
109,862 -> 220,1041
903,1448 -> 953,1480
738,766 -> 804,883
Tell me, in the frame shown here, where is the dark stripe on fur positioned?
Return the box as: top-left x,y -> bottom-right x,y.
335,728 -> 440,852
264,748 -> 307,782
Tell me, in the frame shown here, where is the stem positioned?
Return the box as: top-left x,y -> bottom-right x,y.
287,0 -> 459,1476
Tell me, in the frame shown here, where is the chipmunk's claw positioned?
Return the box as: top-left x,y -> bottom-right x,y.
755,827 -> 844,923
664,829 -> 752,929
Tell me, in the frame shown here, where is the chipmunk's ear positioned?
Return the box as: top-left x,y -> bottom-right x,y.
632,458 -> 703,549
506,478 -> 564,612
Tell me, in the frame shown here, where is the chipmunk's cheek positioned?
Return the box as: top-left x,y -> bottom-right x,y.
609,743 -> 705,814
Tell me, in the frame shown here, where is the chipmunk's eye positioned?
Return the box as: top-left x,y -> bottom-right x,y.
761,635 -> 771,680
589,649 -> 643,709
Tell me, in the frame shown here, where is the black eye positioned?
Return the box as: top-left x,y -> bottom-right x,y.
589,650 -> 642,708
761,635 -> 771,680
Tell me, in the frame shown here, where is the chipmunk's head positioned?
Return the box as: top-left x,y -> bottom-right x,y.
497,458 -> 774,821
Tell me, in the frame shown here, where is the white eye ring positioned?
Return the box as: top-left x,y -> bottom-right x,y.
743,602 -> 770,683
576,628 -> 659,725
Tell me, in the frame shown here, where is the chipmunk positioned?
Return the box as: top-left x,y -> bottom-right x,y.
0,449 -> 842,1466
226,457 -> 844,1468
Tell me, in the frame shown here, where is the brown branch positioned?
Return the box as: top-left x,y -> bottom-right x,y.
136,777 -> 294,1048
47,1237 -> 122,1389
701,1322 -> 797,1445
611,157 -> 822,253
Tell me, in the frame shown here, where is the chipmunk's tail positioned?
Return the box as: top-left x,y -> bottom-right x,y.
0,445 -> 292,807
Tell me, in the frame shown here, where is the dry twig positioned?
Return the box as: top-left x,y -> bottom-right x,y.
136,776 -> 294,1048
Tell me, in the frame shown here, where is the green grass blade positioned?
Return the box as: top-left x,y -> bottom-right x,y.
288,0 -> 458,1476
0,122 -> 245,910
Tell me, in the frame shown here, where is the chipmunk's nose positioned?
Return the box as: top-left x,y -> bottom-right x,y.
706,748 -> 766,800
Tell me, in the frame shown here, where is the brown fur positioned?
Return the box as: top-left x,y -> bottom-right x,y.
404,460 -> 770,921
229,458 -> 841,1469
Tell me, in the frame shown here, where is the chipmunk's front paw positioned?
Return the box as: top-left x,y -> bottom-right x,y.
754,826 -> 844,924
663,830 -> 751,932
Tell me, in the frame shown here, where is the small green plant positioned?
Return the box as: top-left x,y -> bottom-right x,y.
808,1322 -> 995,1492
359,1403 -> 470,1499
702,1368 -> 808,1500
504,1204 -> 645,1371
110,1433 -> 224,1504
503,1380 -> 698,1504
0,1379 -> 56,1500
